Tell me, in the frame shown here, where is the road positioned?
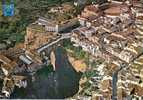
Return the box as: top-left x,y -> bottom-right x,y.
112,52 -> 143,100
112,67 -> 123,100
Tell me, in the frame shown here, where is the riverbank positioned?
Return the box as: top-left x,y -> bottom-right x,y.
10,47 -> 83,99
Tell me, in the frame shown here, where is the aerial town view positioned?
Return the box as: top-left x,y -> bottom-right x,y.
0,0 -> 143,99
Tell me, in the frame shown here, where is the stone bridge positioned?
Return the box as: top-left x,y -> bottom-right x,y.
36,33 -> 71,56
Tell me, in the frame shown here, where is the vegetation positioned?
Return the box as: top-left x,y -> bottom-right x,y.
0,0 -> 100,97
63,39 -> 99,77
37,64 -> 54,78
141,0 -> 143,5
0,0 -> 75,46
63,40 -> 102,97
90,0 -> 97,3
63,39 -> 88,60
83,70 -> 97,79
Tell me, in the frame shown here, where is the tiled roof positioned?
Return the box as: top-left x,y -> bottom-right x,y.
104,3 -> 128,16
85,5 -> 98,13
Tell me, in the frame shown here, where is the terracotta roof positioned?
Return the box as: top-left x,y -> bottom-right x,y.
87,15 -> 98,21
0,54 -> 11,64
104,4 -> 128,16
79,15 -> 88,20
135,85 -> 143,96
104,7 -> 121,16
136,16 -> 143,20
107,35 -> 126,42
85,5 -> 98,13
101,79 -> 112,91
79,15 -> 98,22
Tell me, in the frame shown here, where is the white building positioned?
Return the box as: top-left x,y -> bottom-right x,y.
36,17 -> 78,33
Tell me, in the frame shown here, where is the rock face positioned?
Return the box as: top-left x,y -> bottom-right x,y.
50,51 -> 56,71
25,25 -> 59,51
68,56 -> 87,73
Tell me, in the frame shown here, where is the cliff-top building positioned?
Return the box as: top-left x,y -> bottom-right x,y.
71,0 -> 143,99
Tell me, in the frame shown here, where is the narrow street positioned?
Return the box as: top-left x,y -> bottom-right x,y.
112,53 -> 143,100
112,68 -> 121,100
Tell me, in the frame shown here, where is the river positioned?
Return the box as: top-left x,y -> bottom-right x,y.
10,47 -> 82,99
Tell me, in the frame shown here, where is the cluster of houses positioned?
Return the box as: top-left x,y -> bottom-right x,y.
4,39 -> 60,97
0,31 -> 56,98
0,25 -> 62,98
1,0 -> 143,99
0,47 -> 27,98
0,6 -> 79,97
71,0 -> 143,99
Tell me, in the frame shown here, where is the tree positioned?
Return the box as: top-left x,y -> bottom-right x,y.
141,0 -> 143,5
96,0 -> 108,5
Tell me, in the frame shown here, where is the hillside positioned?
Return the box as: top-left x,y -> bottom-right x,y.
0,0 -> 74,47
